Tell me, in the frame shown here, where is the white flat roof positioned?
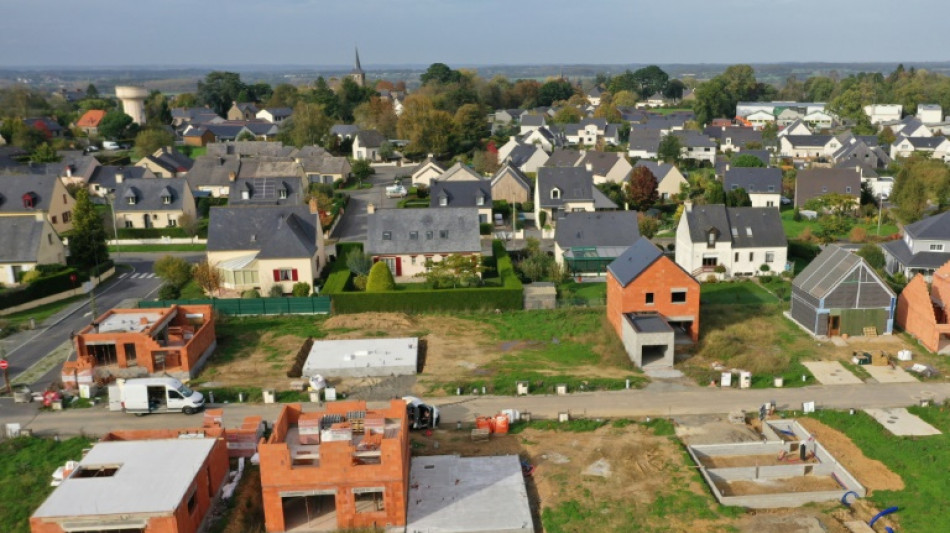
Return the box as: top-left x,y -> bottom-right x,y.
407,455 -> 534,533
33,438 -> 216,519
97,312 -> 165,333
302,337 -> 418,375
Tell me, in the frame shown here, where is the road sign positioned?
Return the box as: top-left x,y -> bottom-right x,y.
0,360 -> 7,370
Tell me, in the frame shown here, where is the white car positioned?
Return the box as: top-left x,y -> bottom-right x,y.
385,184 -> 408,198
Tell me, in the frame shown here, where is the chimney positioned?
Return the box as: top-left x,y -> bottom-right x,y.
367,203 -> 376,215
228,171 -> 237,182
585,162 -> 593,172
65,166 -> 72,178
684,200 -> 693,213
309,197 -> 319,215
115,171 -> 124,184
725,164 -> 730,172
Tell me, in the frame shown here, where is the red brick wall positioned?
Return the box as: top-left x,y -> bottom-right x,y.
606,256 -> 700,341
898,269 -> 950,352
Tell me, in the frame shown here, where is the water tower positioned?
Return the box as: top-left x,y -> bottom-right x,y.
115,85 -> 148,125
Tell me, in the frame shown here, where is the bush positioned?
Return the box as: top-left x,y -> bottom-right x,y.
713,265 -> 726,274
366,262 -> 396,292
479,222 -> 493,235
352,274 -> 368,291
849,226 -> 868,243
20,270 -> 43,284
87,259 -> 115,279
322,243 -> 362,294
158,284 -> 181,300
705,275 -> 718,283
788,239 -> 820,261
241,289 -> 261,299
521,201 -> 534,212
292,282 -> 311,297
759,275 -> 774,284
35,264 -> 68,275
759,263 -> 771,273
0,268 -> 88,310
268,285 -> 283,297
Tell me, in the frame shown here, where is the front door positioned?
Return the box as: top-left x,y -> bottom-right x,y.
828,316 -> 841,336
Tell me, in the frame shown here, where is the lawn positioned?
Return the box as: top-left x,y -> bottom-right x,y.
179,279 -> 206,299
810,407 -> 950,533
1,294 -> 85,327
1,436 -> 94,533
700,281 -> 779,305
557,281 -> 606,303
109,243 -> 206,253
779,208 -> 899,240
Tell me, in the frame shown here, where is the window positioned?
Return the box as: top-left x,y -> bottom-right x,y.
127,196 -> 136,205
476,195 -> 485,206
48,234 -> 52,245
707,230 -> 716,247
767,185 -> 775,192
426,231 -> 433,240
162,195 -> 171,205
63,212 -> 70,223
51,215 -> 57,224
169,218 -> 178,227
354,488 -> 385,513
731,185 -> 738,190
766,251 -> 775,263
411,256 -> 417,265
409,231 -> 418,240
124,220 -> 133,228
63,193 -> 67,204
645,292 -> 654,305
439,230 -> 448,239
382,231 -> 392,241
187,488 -> 197,514
702,256 -> 718,267
551,188 -> 561,200
749,252 -> 754,261
766,201 -> 774,207
931,244 -> 945,252
845,186 -> 852,194
152,214 -> 159,220
734,252 -> 739,262
671,290 -> 687,303
275,269 -> 296,281
821,186 -> 827,193
278,188 -> 288,199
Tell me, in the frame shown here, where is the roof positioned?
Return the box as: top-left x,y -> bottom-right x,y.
491,165 -> 530,191
796,168 -> 861,204
331,124 -> 360,136
228,176 -> 305,205
673,130 -> 716,148
882,239 -> 950,269
366,207 -> 481,255
32,438 -> 217,519
904,211 -> 950,241
626,313 -> 674,333
783,134 -> 834,147
0,216 -> 45,262
207,205 -> 318,258
536,166 -> 595,207
896,136 -> 948,149
410,156 -> 444,177
0,174 -> 62,213
521,114 -> 545,127
88,166 -> 151,190
506,143 -> 546,168
430,180 -> 491,208
545,149 -> 583,168
578,151 -> 628,177
438,162 -> 484,181
793,244 -> 894,299
355,129 -> 386,148
723,167 -> 782,194
143,147 -> 194,174
628,129 -> 662,152
607,237 -> 665,287
185,154 -> 241,188
684,205 -> 787,248
76,109 -> 107,128
113,178 -> 190,213
555,211 -> 639,249
633,160 -> 676,181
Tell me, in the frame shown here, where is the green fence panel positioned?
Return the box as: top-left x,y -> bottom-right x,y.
137,296 -> 331,316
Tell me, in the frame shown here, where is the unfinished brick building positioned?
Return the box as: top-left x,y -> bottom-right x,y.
259,400 -> 410,532
31,428 -> 229,533
897,261 -> 950,354
65,305 -> 216,381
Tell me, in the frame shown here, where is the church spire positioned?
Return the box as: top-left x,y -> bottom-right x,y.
354,47 -> 363,73
350,46 -> 366,87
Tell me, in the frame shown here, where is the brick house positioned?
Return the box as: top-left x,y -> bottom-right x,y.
259,400 -> 410,532
897,261 -> 950,353
606,237 -> 700,367
66,305 -> 217,379
75,109 -> 107,136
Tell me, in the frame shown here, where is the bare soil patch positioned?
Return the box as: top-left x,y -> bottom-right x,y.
717,476 -> 843,496
207,332 -> 308,389
796,417 -> 904,492
701,453 -> 819,468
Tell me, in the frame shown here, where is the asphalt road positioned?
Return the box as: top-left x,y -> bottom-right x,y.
334,165 -> 417,242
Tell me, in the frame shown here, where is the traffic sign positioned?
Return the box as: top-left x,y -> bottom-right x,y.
0,360 -> 7,370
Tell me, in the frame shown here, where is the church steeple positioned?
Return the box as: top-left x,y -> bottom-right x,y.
350,47 -> 366,87
354,47 -> 363,73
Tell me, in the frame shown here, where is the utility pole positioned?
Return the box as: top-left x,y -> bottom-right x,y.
877,191 -> 883,236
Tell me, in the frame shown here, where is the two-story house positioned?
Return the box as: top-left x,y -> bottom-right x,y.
534,166 -> 617,226
114,177 -> 196,229
723,167 -> 783,208
779,135 -> 842,159
794,167 -> 861,208
352,130 -> 386,161
490,164 -> 531,205
673,130 -> 717,164
0,214 -> 67,286
633,161 -> 687,201
890,135 -> 950,161
554,211 -> 639,278
430,180 -> 492,224
882,211 -> 950,281
0,174 -> 75,234
409,156 -> 445,187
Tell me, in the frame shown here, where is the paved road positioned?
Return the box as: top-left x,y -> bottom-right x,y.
3,381 -> 948,438
333,165 -> 422,242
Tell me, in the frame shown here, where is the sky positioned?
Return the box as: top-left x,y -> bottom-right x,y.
2,0 -> 949,68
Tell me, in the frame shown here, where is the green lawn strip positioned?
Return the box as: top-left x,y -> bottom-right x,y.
700,281 -> 779,305
109,243 -> 206,252
179,279 -> 206,299
1,437 -> 94,533
435,370 -> 644,396
557,281 -> 607,301
808,408 -> 950,533
210,315 -> 328,365
476,308 -> 603,341
779,208 -> 898,240
1,294 -> 86,327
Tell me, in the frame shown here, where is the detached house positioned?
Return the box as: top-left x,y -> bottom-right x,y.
779,135 -> 842,159
353,130 -> 387,161
0,174 -> 76,234
207,203 -> 326,296
430,180 -> 492,224
890,135 -> 950,161
409,156 -> 445,187
633,161 -> 687,201
135,146 -> 194,178
228,102 -> 260,121
114,177 -> 196,229
864,104 -> 902,125
675,203 -> 788,279
673,130 -> 717,164
75,109 -> 107,136
534,166 -> 616,226
794,167 -> 861,208
185,154 -> 241,197
503,143 -> 549,174
490,164 -> 531,204
0,214 -> 66,286
627,129 -> 662,159
554,211 -> 639,278
365,207 -> 481,281
882,211 -> 950,280
577,151 -> 632,185
897,261 -> 950,353
255,107 -> 293,124
723,167 -> 783,208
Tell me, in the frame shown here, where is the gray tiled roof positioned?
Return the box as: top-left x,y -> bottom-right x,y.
544,149 -> 583,168
506,144 -> 544,167
521,115 -> 545,127
795,168 -> 861,206
207,141 -> 296,158
207,205 -> 317,259
784,134 -> 834,147
628,129 -> 661,152
673,130 -> 716,148
724,167 -> 782,194
904,211 -> 950,240
633,160 -> 674,181
145,147 -> 194,174
331,124 -> 360,137
228,176 -> 305,205
536,167 -> 595,208
88,166 -> 151,190
793,244 -> 893,299
897,136 -> 947,149
356,130 -> 386,148
578,151 -> 627,177
0,216 -> 45,262
186,155 -> 242,189
114,178 -> 190,213
555,211 -> 639,249
430,180 -> 491,208
0,174 -> 62,213
366,208 -> 481,255
607,237 -> 664,287
882,239 -> 950,269
684,205 -> 787,248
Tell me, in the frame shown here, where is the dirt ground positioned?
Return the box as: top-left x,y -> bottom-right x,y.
796,417 -> 904,493
717,476 -> 843,497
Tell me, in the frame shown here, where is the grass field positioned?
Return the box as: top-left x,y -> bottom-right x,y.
780,208 -> 899,240
700,281 -> 779,305
810,407 -> 950,533
1,437 -> 94,533
1,294 -> 85,327
110,243 -> 206,253
557,281 -> 607,302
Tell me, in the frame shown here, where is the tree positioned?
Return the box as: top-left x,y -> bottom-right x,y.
85,83 -> 99,99
704,180 -> 725,204
351,159 -> 374,186
9,119 -> 48,151
856,243 -> 886,270
178,213 -> 200,241
397,94 -> 454,157
638,213 -> 660,239
170,93 -> 197,108
726,187 -> 751,207
761,122 -> 778,141
353,97 -> 398,138
366,261 -> 396,292
158,284 -> 181,300
197,71 -> 251,115
878,126 -> 896,147
731,154 -> 765,168
144,90 -> 172,125
658,133 -> 682,163
631,65 -> 670,98
625,166 -> 659,210
418,254 -> 484,288
267,83 -> 300,108
346,249 -> 373,276
612,90 -> 639,107
68,189 -> 109,271
891,156 -> 950,223
816,215 -> 853,243
193,260 -> 222,297
551,106 -> 582,124
420,63 -> 461,85
804,192 -> 858,216
453,103 -> 487,150
133,128 -> 175,158
154,255 -> 193,288
30,142 -> 59,163
537,79 -> 576,107
284,102 -> 333,148
472,149 -> 499,175
236,130 -> 256,141
98,110 -> 136,140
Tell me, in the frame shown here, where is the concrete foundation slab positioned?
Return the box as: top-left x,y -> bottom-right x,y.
864,407 -> 942,436
802,361 -> 864,385
864,365 -> 918,383
302,337 -> 418,378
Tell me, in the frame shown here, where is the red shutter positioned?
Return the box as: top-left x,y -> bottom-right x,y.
272,269 -> 280,282
291,269 -> 298,281
395,257 -> 402,276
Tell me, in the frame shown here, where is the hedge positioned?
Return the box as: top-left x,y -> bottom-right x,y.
116,227 -> 207,239
0,267 -> 88,310
322,242 -> 362,294
788,239 -> 821,261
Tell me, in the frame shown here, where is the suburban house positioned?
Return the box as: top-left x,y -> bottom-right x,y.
297,153 -> 351,185
0,174 -> 76,234
554,211 -> 639,278
587,87 -> 603,106
58,152 -> 100,187
794,167 -> 861,208
890,135 -> 950,161
114,177 -> 196,229
183,127 -> 216,147
433,162 -> 483,182
65,304 -> 217,379
185,154 -> 241,197
409,156 -> 445,187
704,126 -> 764,152
778,119 -> 812,137
578,151 -> 633,185
330,124 -> 360,140
917,104 -> 943,125
897,261 -> 950,353
135,146 -> 194,178
723,167 -> 783,207
87,166 -> 156,197
789,245 -> 896,337
831,139 -> 892,170
803,109 -> 835,129
882,211 -> 950,280
227,102 -> 260,121
429,180 -> 492,224
628,129 -> 662,159
0,214 -> 66,286
561,118 -> 619,146
255,107 -> 293,124
534,166 -> 616,226
490,164 -> 531,204
30,433 -> 228,533
606,237 -> 700,368
886,116 -> 932,138
75,109 -> 107,136
544,149 -> 584,168
779,135 -> 842,159
776,108 -> 803,126
503,142 -> 549,173
259,400 -> 410,532
24,117 -> 64,139
675,203 -> 788,279
494,109 -> 525,124
745,110 -> 775,128
673,130 -> 717,164
864,104 -> 902,125
206,203 -> 327,296
365,207 -> 481,281
521,125 -> 563,151
228,175 -> 306,206
171,106 -> 222,128
353,130 -> 387,160
520,114 -> 547,134
633,161 -> 687,200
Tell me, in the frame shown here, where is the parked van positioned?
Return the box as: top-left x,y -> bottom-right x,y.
403,396 -> 440,429
102,141 -> 121,151
114,377 -> 205,415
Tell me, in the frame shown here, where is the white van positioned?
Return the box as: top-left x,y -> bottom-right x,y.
102,141 -> 121,151
117,377 -> 205,415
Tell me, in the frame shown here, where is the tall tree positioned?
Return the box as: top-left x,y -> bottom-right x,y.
267,83 -> 300,108
731,154 -> 765,168
193,260 -> 222,297
98,110 -> 137,140
625,166 -> 659,210
85,83 -> 99,98
154,255 -> 193,289
69,189 -> 109,270
631,65 -> 670,98
133,128 -> 175,158
420,63 -> 461,85
397,94 -> 454,157
197,71 -> 250,115
537,79 -> 576,106
144,90 -> 172,125
354,97 -> 398,138
658,133 -> 682,164
283,102 -> 333,148
453,103 -> 487,150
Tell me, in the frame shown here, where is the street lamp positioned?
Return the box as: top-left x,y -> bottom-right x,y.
107,192 -> 119,257
877,190 -> 884,236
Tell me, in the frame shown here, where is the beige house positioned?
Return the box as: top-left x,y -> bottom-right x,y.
578,151 -> 632,185
207,203 -> 326,296
434,162 -> 484,182
634,161 -> 687,201
134,147 -> 194,178
410,156 -> 445,187
0,174 -> 76,234
491,164 -> 531,204
0,214 -> 67,286
113,177 -> 196,229
534,166 -> 617,226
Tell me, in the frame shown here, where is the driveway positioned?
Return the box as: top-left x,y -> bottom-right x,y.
333,165 -> 418,242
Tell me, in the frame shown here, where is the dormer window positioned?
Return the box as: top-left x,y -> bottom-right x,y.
382,231 -> 392,241
161,194 -> 171,205
127,196 -> 136,205
476,194 -> 485,206
278,187 -> 288,199
707,229 -> 717,248
439,195 -> 448,207
440,230 -> 449,239
551,188 -> 561,200
22,192 -> 35,209
241,190 -> 250,200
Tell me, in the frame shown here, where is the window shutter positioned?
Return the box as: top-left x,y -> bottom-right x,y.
395,257 -> 402,277
291,269 -> 298,281
272,269 -> 280,282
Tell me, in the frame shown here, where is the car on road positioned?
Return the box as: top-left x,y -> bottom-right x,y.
385,184 -> 408,198
102,141 -> 120,151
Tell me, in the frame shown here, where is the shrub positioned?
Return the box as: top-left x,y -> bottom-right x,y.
366,261 -> 396,292
352,274 -> 368,291
0,268 -> 88,310
479,222 -> 492,235
792,207 -> 802,222
539,211 -> 547,228
759,275 -> 774,283
713,265 -> 726,274
241,289 -> 261,299
158,283 -> 181,300
759,263 -> 771,273
35,264 -> 68,275
788,239 -> 821,260
705,275 -> 718,283
154,255 -> 193,289
521,201 -> 534,212
20,270 -> 43,284
268,285 -> 283,297
292,282 -> 311,297
849,226 -> 868,243
322,243 -> 362,294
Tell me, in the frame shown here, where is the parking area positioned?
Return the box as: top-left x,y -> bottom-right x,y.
864,408 -> 942,436
863,365 -> 918,383
802,361 -> 863,385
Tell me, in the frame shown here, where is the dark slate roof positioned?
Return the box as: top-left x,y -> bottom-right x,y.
234,102 -> 259,114
261,107 -> 292,117
228,176 -> 305,205
207,205 -> 317,259
365,207 -> 481,255
88,166 -> 150,190
882,239 -> 950,269
243,121 -> 280,136
410,156 -> 444,176
536,167 -> 595,208
784,134 -> 834,147
114,178 -> 190,213
578,151 -> 627,177
723,167 -> 782,194
607,237 -> 665,287
544,149 -> 583,168
0,216 -> 45,262
521,115 -> 545,127
633,160 -> 675,181
705,126 -> 764,147
142,147 -> 193,174
0,174 -> 61,213
506,144 -> 543,167
204,123 -> 246,139
490,165 -> 530,191
625,313 -> 674,333
795,168 -> 861,205
898,136 -> 948,149
793,244 -> 894,299
207,141 -> 295,158
331,124 -> 360,136
904,211 -> 950,240
684,205 -> 787,249
628,129 -> 662,152
741,150 -> 771,166
186,155 -> 241,189
673,130 -> 716,148
555,211 -> 639,249
355,129 -> 386,148
430,180 -> 492,208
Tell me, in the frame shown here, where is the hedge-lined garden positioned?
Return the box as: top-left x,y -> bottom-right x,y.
0,261 -> 114,310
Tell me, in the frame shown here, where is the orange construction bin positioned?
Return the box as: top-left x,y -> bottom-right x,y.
475,416 -> 495,433
494,414 -> 510,434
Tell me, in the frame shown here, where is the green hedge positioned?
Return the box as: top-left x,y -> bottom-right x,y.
0,268 -> 88,310
788,239 -> 820,260
116,227 -> 207,239
322,242 -> 362,294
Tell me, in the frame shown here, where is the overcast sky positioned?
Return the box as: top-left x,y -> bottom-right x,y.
2,0 -> 949,67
